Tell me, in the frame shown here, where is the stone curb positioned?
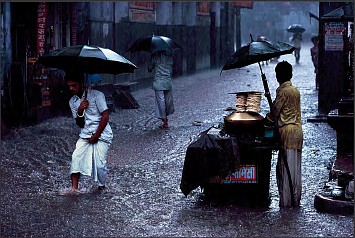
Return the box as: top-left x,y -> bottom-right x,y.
314,193 -> 354,215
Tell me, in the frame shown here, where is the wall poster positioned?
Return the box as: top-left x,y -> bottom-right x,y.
325,22 -> 345,51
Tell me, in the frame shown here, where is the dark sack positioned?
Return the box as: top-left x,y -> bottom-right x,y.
180,127 -> 240,197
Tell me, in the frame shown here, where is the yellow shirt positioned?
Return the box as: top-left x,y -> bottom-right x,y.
267,81 -> 303,150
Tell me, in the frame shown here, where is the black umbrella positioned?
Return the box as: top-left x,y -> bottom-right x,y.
126,35 -> 183,53
37,45 -> 138,98
221,35 -> 295,107
37,45 -> 138,75
220,34 -> 295,133
222,40 -> 294,72
287,24 -> 306,33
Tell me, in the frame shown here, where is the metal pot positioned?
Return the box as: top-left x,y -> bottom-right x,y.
224,111 -> 264,136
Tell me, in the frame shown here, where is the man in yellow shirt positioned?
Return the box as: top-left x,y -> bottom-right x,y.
266,61 -> 303,207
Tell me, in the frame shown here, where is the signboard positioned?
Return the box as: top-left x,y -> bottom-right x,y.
197,2 -> 210,16
129,9 -> 156,23
129,2 -> 156,23
129,2 -> 155,10
232,2 -> 253,9
324,22 -> 345,51
210,165 -> 257,184
36,2 -> 48,57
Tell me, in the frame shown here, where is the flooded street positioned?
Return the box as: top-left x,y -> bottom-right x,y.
1,44 -> 353,237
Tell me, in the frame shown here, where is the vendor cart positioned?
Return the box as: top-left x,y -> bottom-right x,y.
202,125 -> 279,206
180,38 -> 294,206
180,92 -> 280,206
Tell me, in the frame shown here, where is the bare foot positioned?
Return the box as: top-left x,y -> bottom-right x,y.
160,119 -> 168,129
58,187 -> 80,196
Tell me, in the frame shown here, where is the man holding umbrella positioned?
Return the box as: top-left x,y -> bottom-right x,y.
287,24 -> 305,64
59,71 -> 113,195
148,49 -> 175,129
266,61 -> 303,207
36,44 -> 137,194
290,32 -> 302,64
127,35 -> 182,129
221,35 -> 300,207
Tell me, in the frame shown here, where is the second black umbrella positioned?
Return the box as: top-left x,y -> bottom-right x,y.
127,35 -> 183,54
287,24 -> 306,33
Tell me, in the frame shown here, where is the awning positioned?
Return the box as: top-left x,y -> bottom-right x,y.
322,3 -> 354,21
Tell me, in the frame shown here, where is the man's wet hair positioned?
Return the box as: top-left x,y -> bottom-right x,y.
275,60 -> 292,83
311,35 -> 318,44
65,71 -> 84,83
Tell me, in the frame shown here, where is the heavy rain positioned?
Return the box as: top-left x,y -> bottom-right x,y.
1,1 -> 354,237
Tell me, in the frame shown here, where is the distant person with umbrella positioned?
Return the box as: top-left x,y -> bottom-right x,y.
290,33 -> 302,64
148,49 -> 175,129
59,71 -> 113,195
265,61 -> 303,207
127,35 -> 182,129
287,24 -> 305,64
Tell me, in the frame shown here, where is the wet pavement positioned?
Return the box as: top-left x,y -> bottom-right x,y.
1,43 -> 354,237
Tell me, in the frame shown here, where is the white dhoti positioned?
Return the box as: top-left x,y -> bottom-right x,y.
70,138 -> 111,186
276,149 -> 302,207
154,90 -> 175,119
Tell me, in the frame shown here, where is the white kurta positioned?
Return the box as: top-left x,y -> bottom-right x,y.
69,89 -> 113,143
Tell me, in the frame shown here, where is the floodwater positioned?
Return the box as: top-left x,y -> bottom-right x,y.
1,44 -> 353,237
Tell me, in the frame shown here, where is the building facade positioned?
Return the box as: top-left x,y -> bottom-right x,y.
3,2 -> 347,132
2,2 -> 251,129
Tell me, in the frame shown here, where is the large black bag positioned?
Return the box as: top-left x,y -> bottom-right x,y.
180,127 -> 240,197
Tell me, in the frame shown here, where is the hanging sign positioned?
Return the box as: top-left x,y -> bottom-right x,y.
232,2 -> 254,9
36,2 -> 48,57
324,22 -> 345,51
197,2 -> 210,16
129,2 -> 155,10
129,2 -> 156,23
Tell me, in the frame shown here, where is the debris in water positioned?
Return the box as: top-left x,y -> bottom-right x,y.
192,121 -> 202,126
